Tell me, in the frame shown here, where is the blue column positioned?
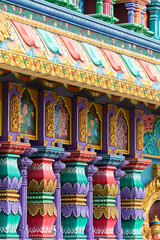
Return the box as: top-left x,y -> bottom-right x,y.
125,2 -> 137,23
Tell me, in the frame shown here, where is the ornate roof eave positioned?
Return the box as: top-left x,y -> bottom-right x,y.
1,11 -> 160,105
1,54 -> 160,105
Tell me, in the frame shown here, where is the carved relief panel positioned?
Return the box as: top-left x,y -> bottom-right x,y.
79,107 -> 87,143
55,96 -> 72,144
10,94 -> 20,133
108,104 -> 130,154
46,101 -> 54,138
9,83 -> 21,142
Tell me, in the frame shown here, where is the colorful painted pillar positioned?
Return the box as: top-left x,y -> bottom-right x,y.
148,4 -> 160,39
125,2 -> 137,23
17,147 -> 38,239
27,146 -> 65,239
93,154 -> 125,239
121,158 -> 151,239
53,146 -> 70,240
0,141 -> 30,239
114,161 -> 128,239
84,156 -> 101,240
96,0 -> 103,14
61,150 -> 96,239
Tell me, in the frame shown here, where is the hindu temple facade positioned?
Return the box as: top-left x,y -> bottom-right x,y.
0,0 -> 160,239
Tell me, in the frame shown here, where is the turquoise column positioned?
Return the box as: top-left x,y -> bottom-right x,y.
148,5 -> 160,39
121,158 -> 151,239
0,141 -> 30,239
61,150 -> 96,239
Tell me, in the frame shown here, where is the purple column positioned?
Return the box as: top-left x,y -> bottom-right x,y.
141,7 -> 146,25
114,161 -> 128,240
53,144 -> 70,240
17,147 -> 37,239
125,2 -> 137,23
85,156 -> 102,240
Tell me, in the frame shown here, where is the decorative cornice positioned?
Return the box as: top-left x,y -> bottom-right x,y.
123,158 -> 151,170
63,151 -> 96,163
0,141 -> 30,155
96,154 -> 125,167
3,0 -> 160,54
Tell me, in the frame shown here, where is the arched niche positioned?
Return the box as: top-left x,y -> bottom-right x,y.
20,89 -> 36,139
142,175 -> 160,240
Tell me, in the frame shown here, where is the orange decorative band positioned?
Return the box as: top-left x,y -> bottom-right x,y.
93,183 -> 118,196
93,205 -> 118,220
27,203 -> 57,217
28,179 -> 57,193
121,199 -> 143,208
0,190 -> 19,201
61,194 -> 87,205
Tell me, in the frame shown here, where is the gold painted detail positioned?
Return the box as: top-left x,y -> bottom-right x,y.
0,190 -> 19,201
152,164 -> 160,179
61,194 -> 87,205
93,184 -> 118,196
10,94 -> 20,133
121,199 -> 143,208
150,215 -> 160,236
46,101 -> 54,138
109,113 -> 116,147
27,203 -> 57,217
28,179 -> 57,193
136,118 -> 143,151
79,108 -> 87,143
93,205 -> 118,219
0,13 -> 11,42
8,133 -> 13,141
0,50 -> 160,105
142,171 -> 160,240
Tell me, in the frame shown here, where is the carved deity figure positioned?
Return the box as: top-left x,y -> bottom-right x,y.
116,110 -> 128,150
79,108 -> 87,142
10,94 -> 20,133
46,101 -> 54,138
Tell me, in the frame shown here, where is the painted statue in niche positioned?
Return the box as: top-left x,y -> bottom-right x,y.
79,107 -> 87,143
144,118 -> 160,156
20,89 -> 36,136
10,94 -> 20,133
116,110 -> 128,150
87,104 -> 100,146
109,113 -> 116,147
46,101 -> 54,138
136,118 -> 143,151
55,97 -> 70,141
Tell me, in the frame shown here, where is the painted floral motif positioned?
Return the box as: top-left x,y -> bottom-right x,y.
144,118 -> 160,156
87,105 -> 100,146
55,98 -> 70,141
20,89 -> 36,136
